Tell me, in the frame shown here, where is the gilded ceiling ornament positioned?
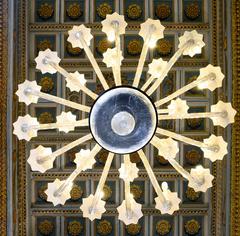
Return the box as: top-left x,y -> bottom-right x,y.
37,40 -> 53,52
97,150 -> 108,164
70,184 -> 84,200
38,220 -> 54,235
156,155 -> 169,165
186,118 -> 202,128
130,152 -> 141,164
185,149 -> 201,165
67,3 -> 82,20
102,184 -> 112,201
126,223 -> 142,235
39,76 -> 54,93
156,220 -> 171,235
185,187 -> 200,201
184,219 -> 201,235
127,39 -> 142,56
155,4 -> 171,20
67,149 -> 78,163
97,3 -> 113,19
67,220 -> 83,236
96,39 -> 111,55
66,42 -> 82,56
184,2 -> 200,20
38,112 -> 54,124
130,184 -> 143,200
127,4 -> 142,20
156,39 -> 173,56
38,3 -> 54,20
38,184 -> 48,201
96,220 -> 113,236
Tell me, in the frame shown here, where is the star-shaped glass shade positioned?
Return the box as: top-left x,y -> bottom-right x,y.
202,135 -> 228,162
80,194 -> 106,221
139,19 -> 165,47
35,49 -> 61,74
56,111 -> 76,133
117,198 -> 143,225
27,145 -> 53,173
148,58 -> 168,78
66,71 -> 87,92
45,179 -> 73,206
74,149 -> 96,171
157,138 -> 179,159
67,25 -> 93,48
210,101 -> 237,127
101,12 -> 127,41
178,30 -> 205,57
103,48 -> 124,68
155,183 -> 181,215
118,162 -> 139,182
16,80 -> 41,105
168,98 -> 189,117
13,114 -> 39,141
197,65 -> 225,91
188,166 -> 214,192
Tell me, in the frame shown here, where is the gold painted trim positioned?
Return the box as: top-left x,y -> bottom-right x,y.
28,22 -> 210,32
0,0 -> 8,235
231,1 -> 240,235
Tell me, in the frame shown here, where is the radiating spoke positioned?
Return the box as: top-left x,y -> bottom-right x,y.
78,37 -> 109,90
158,112 -> 223,120
49,62 -> 98,99
33,90 -> 91,113
146,46 -> 188,96
154,74 -> 215,107
30,118 -> 89,131
156,128 -> 208,148
54,144 -> 102,197
137,149 -> 166,203
123,154 -> 133,218
89,152 -> 114,213
38,134 -> 92,163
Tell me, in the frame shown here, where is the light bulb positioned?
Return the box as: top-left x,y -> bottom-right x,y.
148,39 -> 156,49
107,33 -> 115,42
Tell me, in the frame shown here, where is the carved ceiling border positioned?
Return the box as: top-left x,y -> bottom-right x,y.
231,0 -> 240,235
0,0 -> 8,235
29,23 -> 210,32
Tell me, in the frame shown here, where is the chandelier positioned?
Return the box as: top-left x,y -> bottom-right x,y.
13,13 -> 236,225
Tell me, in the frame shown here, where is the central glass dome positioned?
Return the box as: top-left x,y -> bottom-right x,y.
89,86 -> 157,154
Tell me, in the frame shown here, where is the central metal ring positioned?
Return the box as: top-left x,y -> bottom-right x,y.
89,86 -> 157,154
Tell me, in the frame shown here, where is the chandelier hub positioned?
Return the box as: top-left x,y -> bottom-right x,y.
89,86 -> 157,154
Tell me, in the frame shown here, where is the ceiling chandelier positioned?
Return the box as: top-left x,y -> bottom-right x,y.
13,12 -> 236,225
